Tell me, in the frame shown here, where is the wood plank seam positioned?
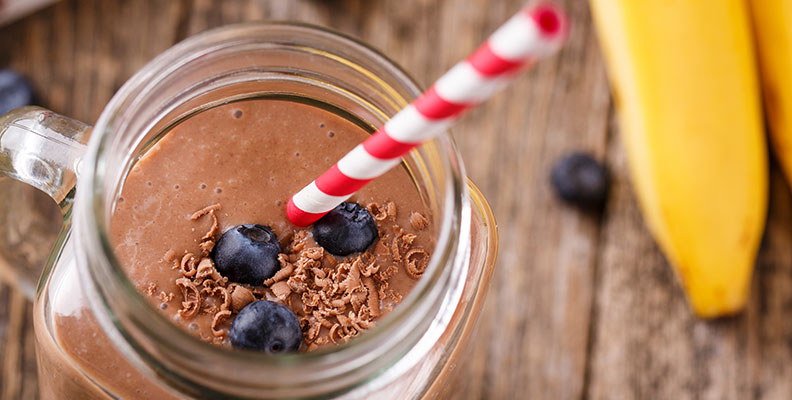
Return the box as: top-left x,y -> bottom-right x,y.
1,290 -> 26,400
580,103 -> 614,400
173,0 -> 194,43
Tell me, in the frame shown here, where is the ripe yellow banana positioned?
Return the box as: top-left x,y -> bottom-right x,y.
750,1 -> 792,186
589,0 -> 767,317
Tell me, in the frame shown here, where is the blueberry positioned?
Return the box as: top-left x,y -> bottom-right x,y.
550,152 -> 609,210
0,69 -> 34,116
212,224 -> 281,285
229,301 -> 302,353
313,202 -> 378,256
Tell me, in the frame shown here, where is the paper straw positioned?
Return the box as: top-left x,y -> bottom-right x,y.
287,2 -> 568,226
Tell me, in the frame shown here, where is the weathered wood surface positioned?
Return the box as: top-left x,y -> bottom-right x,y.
0,0 -> 790,399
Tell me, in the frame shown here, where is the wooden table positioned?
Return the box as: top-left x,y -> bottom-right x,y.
1,0 -> 790,399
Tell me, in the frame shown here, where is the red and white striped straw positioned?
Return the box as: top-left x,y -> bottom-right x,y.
287,2 -> 568,226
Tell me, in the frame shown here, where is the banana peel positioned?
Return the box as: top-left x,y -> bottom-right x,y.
750,1 -> 792,186
589,0 -> 768,317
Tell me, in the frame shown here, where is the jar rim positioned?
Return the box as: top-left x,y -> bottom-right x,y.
74,22 -> 471,397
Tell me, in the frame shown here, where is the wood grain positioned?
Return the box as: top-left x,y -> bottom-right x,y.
0,285 -> 36,400
1,0 -> 791,399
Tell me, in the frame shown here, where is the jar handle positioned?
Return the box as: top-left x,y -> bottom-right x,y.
0,106 -> 91,298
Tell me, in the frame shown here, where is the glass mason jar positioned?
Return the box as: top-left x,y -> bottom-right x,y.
0,23 -> 497,399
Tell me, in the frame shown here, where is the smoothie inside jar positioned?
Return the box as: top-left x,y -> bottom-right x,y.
106,96 -> 435,351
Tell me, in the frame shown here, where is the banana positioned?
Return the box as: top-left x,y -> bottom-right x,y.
589,0 -> 767,317
749,1 -> 792,186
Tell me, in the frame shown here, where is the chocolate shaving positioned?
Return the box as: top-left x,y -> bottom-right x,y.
302,291 -> 321,308
354,256 -> 380,277
306,321 -> 321,342
329,323 -> 341,344
212,310 -> 232,337
336,314 -> 352,334
190,204 -> 221,256
304,247 -> 323,260
159,291 -> 174,303
180,253 -> 198,277
264,254 -> 294,286
386,202 -> 397,220
366,202 -> 388,221
348,312 -> 365,332
190,203 -> 221,220
299,317 -> 311,332
214,286 -> 231,311
377,280 -> 390,302
331,299 -> 346,308
350,289 -> 367,312
176,277 -> 201,319
389,290 -> 403,304
400,234 -> 416,252
362,276 -> 380,317
323,252 -> 338,268
314,274 -> 331,289
199,285 -> 229,314
287,275 -> 308,294
391,240 -> 402,263
339,261 -> 362,296
288,230 -> 308,253
410,212 -> 428,230
270,281 -> 291,301
200,212 -> 219,242
230,285 -> 255,312
201,278 -> 220,291
393,225 -> 405,238
146,282 -> 157,296
199,241 -> 215,256
196,257 -> 222,281
356,319 -> 374,331
358,305 -> 371,321
163,249 -> 177,263
313,310 -> 334,329
252,286 -> 268,297
404,248 -> 429,279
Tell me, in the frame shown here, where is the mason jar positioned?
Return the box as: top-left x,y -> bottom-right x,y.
0,23 -> 498,399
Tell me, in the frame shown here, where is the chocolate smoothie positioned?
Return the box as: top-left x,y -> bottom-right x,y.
111,97 -> 433,348
39,98 -> 434,398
